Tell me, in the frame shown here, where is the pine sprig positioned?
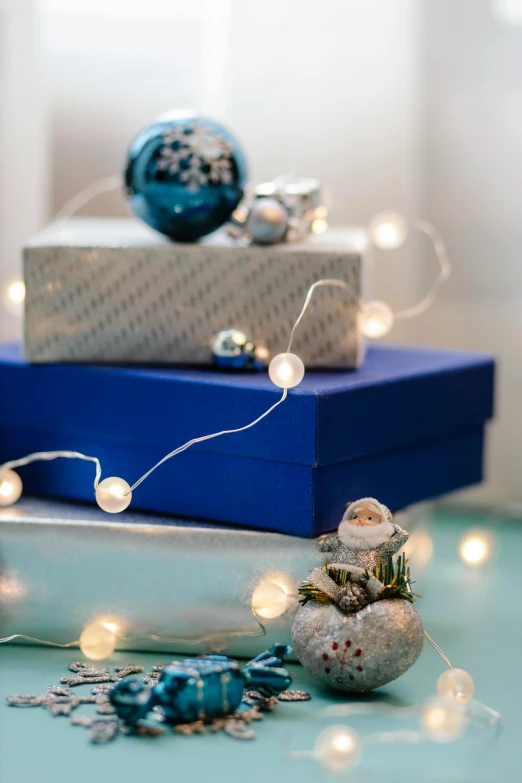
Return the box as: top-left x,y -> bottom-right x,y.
374,555 -> 418,603
297,563 -> 348,606
297,555 -> 419,606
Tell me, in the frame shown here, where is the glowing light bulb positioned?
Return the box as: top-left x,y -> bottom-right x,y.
0,573 -> 27,602
4,280 -> 25,318
268,353 -> 305,389
0,468 -> 23,507
421,696 -> 468,743
437,668 -> 475,704
251,579 -> 289,619
7,280 -> 25,303
311,217 -> 328,234
79,621 -> 117,661
359,300 -> 394,338
98,617 -> 122,635
255,345 -> 270,363
458,528 -> 495,566
95,477 -> 132,513
368,211 -> 408,250
314,725 -> 361,772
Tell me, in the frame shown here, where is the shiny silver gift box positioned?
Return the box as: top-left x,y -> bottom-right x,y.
0,498 -> 322,660
23,218 -> 366,367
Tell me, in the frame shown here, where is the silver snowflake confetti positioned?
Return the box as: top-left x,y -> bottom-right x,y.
113,664 -> 145,678
277,689 -> 311,702
60,662 -> 120,688
7,685 -> 95,716
174,707 -> 264,740
224,721 -> 256,741
134,724 -> 166,738
242,690 -> 279,711
174,720 -> 207,736
91,684 -> 113,696
90,719 -> 121,744
7,660 -> 307,745
95,700 -> 116,715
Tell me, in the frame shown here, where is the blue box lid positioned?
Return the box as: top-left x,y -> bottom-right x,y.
0,342 -> 494,468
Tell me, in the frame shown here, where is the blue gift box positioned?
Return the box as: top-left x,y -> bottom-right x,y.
0,343 -> 494,536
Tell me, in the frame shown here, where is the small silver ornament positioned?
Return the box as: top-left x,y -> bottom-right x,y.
291,599 -> 424,693
246,198 -> 288,245
228,178 -> 325,245
211,328 -> 263,370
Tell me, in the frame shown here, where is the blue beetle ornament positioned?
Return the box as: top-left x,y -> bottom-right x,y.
125,113 -> 248,242
109,644 -> 292,728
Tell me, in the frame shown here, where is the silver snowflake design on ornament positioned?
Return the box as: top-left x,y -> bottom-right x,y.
156,123 -> 234,192
322,639 -> 364,686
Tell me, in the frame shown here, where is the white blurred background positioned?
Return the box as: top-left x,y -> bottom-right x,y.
1,0 -> 521,506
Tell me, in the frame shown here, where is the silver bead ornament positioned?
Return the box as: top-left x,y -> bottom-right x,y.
211,328 -> 260,370
246,198 -> 289,245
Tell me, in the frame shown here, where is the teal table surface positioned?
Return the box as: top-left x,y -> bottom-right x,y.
1,511 -> 521,783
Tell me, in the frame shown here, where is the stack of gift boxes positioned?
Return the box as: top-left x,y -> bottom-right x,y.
0,218 -> 495,658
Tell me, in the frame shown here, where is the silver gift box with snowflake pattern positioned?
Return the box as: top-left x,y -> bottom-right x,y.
23,218 -> 366,367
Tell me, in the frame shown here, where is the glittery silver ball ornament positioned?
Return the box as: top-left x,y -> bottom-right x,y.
246,198 -> 288,245
291,599 -> 424,693
211,328 -> 258,369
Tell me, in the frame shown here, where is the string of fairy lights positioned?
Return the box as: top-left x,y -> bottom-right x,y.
0,209 -> 450,513
287,695 -> 500,772
0,207 -> 502,765
0,206 -> 493,632
0,514 -> 502,769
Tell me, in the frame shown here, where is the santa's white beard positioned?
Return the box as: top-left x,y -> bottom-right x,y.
338,519 -> 394,550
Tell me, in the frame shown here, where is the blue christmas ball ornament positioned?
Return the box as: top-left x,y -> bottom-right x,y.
125,113 -> 248,241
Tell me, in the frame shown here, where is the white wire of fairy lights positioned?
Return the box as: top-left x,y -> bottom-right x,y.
126,387 -> 288,495
0,211 -> 451,513
361,210 -> 451,338
0,611 -> 267,661
283,602 -> 500,772
287,693 -> 501,773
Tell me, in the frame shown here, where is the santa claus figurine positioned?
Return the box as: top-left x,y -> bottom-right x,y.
317,497 -> 408,573
293,497 -> 424,692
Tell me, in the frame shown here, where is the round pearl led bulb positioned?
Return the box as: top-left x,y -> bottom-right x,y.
368,210 -> 408,250
458,529 -> 495,567
421,696 -> 468,743
359,300 -> 395,339
79,621 -> 117,661
95,477 -> 132,513
314,725 -> 360,772
268,352 -> 305,389
437,668 -> 475,704
251,580 -> 288,619
0,468 -> 23,507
